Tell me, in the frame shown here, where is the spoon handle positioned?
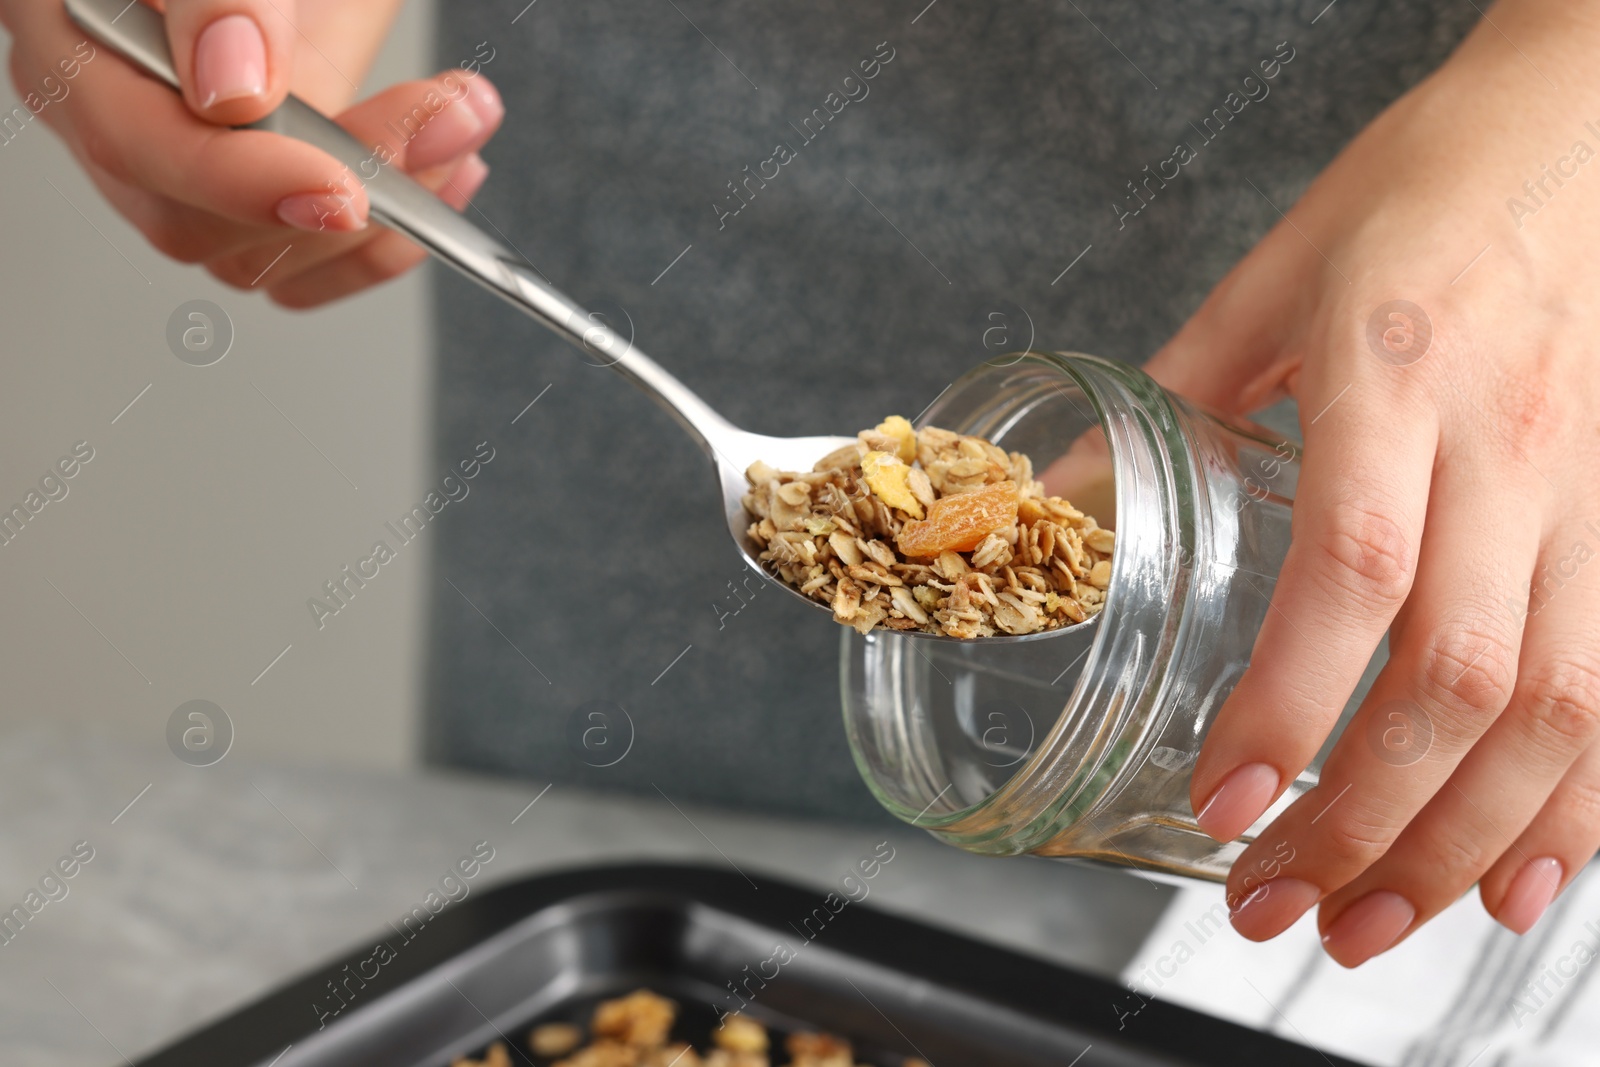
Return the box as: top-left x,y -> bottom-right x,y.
65,0 -> 738,459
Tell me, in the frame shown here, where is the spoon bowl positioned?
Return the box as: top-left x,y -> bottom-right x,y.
708,427 -> 1101,643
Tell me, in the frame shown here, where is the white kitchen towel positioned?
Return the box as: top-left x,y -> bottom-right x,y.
1120,860 -> 1600,1066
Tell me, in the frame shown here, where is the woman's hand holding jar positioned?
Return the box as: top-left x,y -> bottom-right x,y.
1150,0 -> 1600,966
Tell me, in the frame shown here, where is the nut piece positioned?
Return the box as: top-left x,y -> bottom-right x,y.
745,460 -> 780,486
861,538 -> 897,569
993,591 -> 1043,635
530,1023 -> 583,1058
713,1014 -> 769,1053
890,585 -> 930,625
592,989 -> 677,1048
831,577 -> 862,622
1084,526 -> 1116,554
828,530 -> 864,567
969,532 -> 1012,570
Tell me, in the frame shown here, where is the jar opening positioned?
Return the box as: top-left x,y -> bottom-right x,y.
840,353 -> 1179,851
842,353 -> 1337,878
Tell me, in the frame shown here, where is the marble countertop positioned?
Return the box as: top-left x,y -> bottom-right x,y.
0,725 -> 1173,1066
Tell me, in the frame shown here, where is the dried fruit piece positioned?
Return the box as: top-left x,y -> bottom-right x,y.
592,989 -> 676,1047
713,1014 -> 768,1053
896,481 -> 1018,557
874,415 -> 918,462
530,1023 -> 583,1058
860,450 -> 924,519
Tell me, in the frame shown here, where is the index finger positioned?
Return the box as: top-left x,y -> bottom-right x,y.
1189,364 -> 1438,841
64,36 -> 369,230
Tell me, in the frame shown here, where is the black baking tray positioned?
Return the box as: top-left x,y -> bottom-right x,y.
132,863 -> 1364,1067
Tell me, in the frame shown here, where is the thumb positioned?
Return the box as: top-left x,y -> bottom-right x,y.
1143,227 -> 1305,414
163,0 -> 294,125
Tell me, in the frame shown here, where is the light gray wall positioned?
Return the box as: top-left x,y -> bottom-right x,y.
0,2 -> 437,768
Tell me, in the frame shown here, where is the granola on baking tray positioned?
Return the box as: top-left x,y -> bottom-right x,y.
451,988 -> 927,1067
742,417 -> 1113,638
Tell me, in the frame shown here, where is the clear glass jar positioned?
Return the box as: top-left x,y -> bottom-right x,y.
840,352 -> 1366,881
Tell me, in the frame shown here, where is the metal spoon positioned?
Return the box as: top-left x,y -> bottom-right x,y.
67,0 -> 1098,643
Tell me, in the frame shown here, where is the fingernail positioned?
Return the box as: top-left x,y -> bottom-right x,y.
1228,877 -> 1321,941
463,76 -> 503,126
405,98 -> 486,171
446,153 -> 489,206
275,191 -> 366,233
194,15 -> 267,109
1195,762 -> 1280,841
1497,857 -> 1563,935
1321,890 -> 1415,967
